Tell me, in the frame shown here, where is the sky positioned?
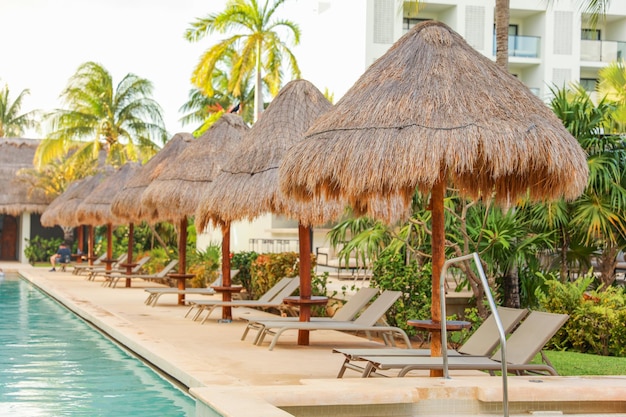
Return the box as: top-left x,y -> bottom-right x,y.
0,0 -> 360,139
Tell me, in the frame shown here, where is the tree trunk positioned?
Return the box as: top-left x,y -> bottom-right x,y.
503,265 -> 520,308
254,40 -> 263,122
495,0 -> 510,70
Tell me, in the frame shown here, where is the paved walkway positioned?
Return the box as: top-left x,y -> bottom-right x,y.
4,261 -> 626,417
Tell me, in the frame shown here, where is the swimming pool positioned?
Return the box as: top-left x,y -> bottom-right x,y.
0,276 -> 195,416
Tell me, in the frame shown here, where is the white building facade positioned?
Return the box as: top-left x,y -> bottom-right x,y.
198,0 -> 626,255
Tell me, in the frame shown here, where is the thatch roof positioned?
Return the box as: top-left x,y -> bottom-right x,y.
40,169 -> 112,227
0,138 -> 49,215
111,133 -> 194,223
75,162 -> 141,226
279,21 -> 589,224
195,80 -> 344,230
141,114 -> 248,223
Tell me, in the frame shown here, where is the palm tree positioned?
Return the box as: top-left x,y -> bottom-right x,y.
184,0 -> 301,122
598,59 -> 626,131
179,48 -> 255,135
0,82 -> 39,137
35,61 -> 167,169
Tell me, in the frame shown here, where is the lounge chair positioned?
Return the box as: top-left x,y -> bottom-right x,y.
143,270 -> 239,307
241,287 -> 379,343
89,255 -> 149,283
354,310 -> 568,378
105,258 -> 179,288
185,276 -> 300,324
333,306 -> 529,377
83,253 -> 130,280
252,290 -> 412,351
71,253 -> 107,275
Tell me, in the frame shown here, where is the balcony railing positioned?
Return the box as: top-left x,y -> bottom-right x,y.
580,39 -> 626,62
493,35 -> 541,58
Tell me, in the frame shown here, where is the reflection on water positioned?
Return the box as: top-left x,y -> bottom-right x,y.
0,277 -> 195,416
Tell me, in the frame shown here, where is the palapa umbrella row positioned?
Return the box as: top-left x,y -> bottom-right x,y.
138,115 -> 248,307
195,79 -> 343,336
40,22 -> 588,361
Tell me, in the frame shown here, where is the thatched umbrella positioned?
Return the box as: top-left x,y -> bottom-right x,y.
141,114 -> 248,306
279,21 -> 588,360
75,162 -> 141,279
110,133 -> 194,224
196,80 -> 343,338
0,138 -> 49,216
41,170 -> 111,266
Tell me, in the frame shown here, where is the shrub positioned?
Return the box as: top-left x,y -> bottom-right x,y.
187,244 -> 221,288
231,251 -> 259,294
536,274 -> 626,356
371,250 -> 432,336
250,252 -> 300,299
24,236 -> 64,265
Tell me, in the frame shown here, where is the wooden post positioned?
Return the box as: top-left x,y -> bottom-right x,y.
430,178 -> 445,377
87,226 -> 95,266
177,216 -> 187,304
105,223 -> 113,272
125,222 -> 135,287
76,226 -> 84,263
221,222 -> 232,320
297,223 -> 312,345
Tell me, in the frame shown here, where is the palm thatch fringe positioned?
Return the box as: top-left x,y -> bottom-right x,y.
41,169 -> 112,227
110,133 -> 194,223
0,138 -> 49,215
279,21 -> 589,224
75,162 -> 141,225
196,79 -> 344,231
141,114 -> 248,223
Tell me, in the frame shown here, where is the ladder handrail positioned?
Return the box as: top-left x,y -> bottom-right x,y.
439,252 -> 509,417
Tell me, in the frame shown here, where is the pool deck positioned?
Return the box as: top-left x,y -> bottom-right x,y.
5,261 -> 626,417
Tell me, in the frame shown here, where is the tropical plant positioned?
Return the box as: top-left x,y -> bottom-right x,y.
24,236 -> 64,265
179,49 -> 255,134
598,59 -> 626,131
184,0 -> 301,122
35,61 -> 167,169
0,81 -> 39,137
546,84 -> 626,288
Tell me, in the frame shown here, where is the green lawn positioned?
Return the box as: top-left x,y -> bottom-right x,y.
538,350 -> 626,376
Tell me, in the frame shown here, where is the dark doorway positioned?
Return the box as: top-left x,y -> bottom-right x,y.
0,215 -> 19,260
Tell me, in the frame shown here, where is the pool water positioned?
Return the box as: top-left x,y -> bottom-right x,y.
0,276 -> 195,416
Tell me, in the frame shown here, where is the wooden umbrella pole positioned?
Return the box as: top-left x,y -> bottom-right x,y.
87,226 -> 95,266
125,222 -> 134,287
221,222 -> 232,320
430,178 -> 446,377
76,226 -> 84,263
105,223 -> 113,272
297,223 -> 312,345
179,217 -> 187,276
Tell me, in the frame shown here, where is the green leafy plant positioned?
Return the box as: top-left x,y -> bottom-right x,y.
24,236 -> 64,265
187,244 -> 221,288
371,249 -> 432,336
250,252 -> 300,299
231,251 -> 259,294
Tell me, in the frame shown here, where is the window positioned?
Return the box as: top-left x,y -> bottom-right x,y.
403,18 -> 430,33
580,78 -> 598,91
581,29 -> 601,40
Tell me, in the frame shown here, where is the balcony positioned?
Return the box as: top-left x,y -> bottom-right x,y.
493,35 -> 541,58
580,39 -> 626,62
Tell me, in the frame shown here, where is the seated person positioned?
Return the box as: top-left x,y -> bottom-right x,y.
50,242 -> 72,272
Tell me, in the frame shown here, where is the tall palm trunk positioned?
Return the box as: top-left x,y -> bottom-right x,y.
254,40 -> 263,122
495,0 -> 510,70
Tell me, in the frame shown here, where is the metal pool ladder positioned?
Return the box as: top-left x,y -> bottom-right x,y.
439,252 -> 509,417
